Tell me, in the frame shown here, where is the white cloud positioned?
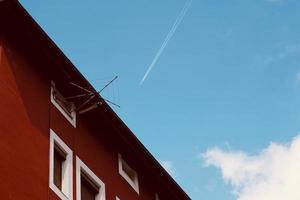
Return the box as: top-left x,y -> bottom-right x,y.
159,160 -> 176,176
203,135 -> 300,200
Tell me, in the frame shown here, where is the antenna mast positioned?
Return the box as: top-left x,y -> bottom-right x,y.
68,76 -> 120,114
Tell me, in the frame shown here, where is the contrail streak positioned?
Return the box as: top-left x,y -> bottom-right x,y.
140,0 -> 193,85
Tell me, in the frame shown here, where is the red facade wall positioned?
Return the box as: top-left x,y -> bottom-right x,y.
0,34 -> 177,199
0,37 -> 49,200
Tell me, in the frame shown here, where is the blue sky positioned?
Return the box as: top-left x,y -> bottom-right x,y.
20,0 -> 300,199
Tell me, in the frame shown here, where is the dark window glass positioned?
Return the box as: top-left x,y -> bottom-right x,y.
54,146 -> 66,190
53,89 -> 74,118
122,160 -> 137,182
81,173 -> 99,200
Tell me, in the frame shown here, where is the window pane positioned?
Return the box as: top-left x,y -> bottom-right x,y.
81,176 -> 98,200
81,174 -> 98,200
53,89 -> 74,118
53,147 -> 65,190
122,162 -> 136,181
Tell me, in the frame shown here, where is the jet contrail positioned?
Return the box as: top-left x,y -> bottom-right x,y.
140,0 -> 193,85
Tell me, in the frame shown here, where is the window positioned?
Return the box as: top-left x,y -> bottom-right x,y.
76,157 -> 106,200
53,145 -> 66,190
51,81 -> 76,127
49,130 -> 73,200
81,173 -> 99,200
118,154 -> 139,194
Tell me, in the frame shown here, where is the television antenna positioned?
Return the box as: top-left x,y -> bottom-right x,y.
67,76 -> 120,114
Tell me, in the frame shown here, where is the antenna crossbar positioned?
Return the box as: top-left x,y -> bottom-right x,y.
68,75 -> 120,111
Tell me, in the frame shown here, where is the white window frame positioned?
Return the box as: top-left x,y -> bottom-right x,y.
118,154 -> 139,194
51,81 -> 76,127
49,129 -> 73,200
76,156 -> 106,200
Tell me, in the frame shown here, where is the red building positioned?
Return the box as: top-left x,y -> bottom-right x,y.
0,1 -> 190,200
